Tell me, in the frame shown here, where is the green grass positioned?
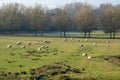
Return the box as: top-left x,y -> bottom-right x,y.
0,36 -> 120,80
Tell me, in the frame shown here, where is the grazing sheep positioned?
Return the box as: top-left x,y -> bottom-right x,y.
106,41 -> 110,43
33,41 -> 39,44
44,41 -> 51,43
80,44 -> 84,47
93,43 -> 96,46
16,41 -> 22,45
82,53 -> 87,56
70,38 -> 73,40
27,42 -> 31,45
21,45 -> 25,48
45,45 -> 49,49
7,44 -> 12,48
87,56 -> 92,60
77,39 -> 80,42
41,45 -> 45,48
38,47 -> 42,51
38,45 -> 48,51
85,39 -> 88,41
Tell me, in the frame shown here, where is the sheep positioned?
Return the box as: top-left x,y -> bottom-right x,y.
7,44 -> 12,48
85,39 -> 88,41
27,42 -> 31,45
93,43 -> 96,46
106,40 -> 110,43
82,53 -> 87,56
87,56 -> 92,60
38,47 -> 42,51
80,44 -> 84,47
44,41 -> 51,43
77,39 -> 80,42
21,45 -> 25,49
70,38 -> 73,40
41,45 -> 45,48
33,41 -> 39,44
44,45 -> 49,49
16,41 -> 22,45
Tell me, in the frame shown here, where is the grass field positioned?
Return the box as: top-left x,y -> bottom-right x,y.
0,36 -> 120,80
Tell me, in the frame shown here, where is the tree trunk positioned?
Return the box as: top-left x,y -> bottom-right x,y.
88,31 -> 91,38
84,32 -> 86,38
110,32 -> 112,39
35,29 -> 37,37
41,30 -> 43,37
64,31 -> 66,37
60,32 -> 62,37
113,31 -> 115,39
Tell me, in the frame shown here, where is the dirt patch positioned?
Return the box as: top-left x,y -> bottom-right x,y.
104,55 -> 120,66
29,64 -> 82,77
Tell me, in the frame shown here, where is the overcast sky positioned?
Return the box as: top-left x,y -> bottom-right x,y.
0,0 -> 120,8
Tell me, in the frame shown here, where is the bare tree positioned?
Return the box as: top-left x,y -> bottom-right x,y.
0,3 -> 25,34
100,4 -> 120,38
75,4 -> 97,38
30,5 -> 50,36
54,9 -> 72,37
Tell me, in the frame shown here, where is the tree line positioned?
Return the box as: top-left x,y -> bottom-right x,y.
0,2 -> 120,38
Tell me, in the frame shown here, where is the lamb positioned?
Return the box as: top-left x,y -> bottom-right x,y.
7,44 -> 12,48
16,41 -> 22,45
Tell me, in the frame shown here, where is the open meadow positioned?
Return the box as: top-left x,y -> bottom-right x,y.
0,36 -> 120,80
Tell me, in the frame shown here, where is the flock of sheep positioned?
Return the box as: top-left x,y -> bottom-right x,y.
64,38 -> 110,60
6,38 -> 110,60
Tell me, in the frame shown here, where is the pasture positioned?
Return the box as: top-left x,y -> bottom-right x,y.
0,36 -> 120,80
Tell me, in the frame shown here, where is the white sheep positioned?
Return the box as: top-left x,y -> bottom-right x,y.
21,45 -> 25,48
87,56 -> 92,60
33,41 -> 39,44
80,44 -> 84,47
82,53 -> 87,56
38,47 -> 42,51
16,41 -> 22,45
93,43 -> 96,46
106,41 -> 110,43
45,45 -> 49,49
41,45 -> 45,49
27,42 -> 31,45
85,39 -> 88,41
70,38 -> 73,40
7,44 -> 12,48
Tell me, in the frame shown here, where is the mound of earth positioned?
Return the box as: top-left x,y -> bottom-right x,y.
104,55 -> 120,66
0,64 -> 82,80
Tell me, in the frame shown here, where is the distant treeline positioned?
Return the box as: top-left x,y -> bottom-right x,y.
0,2 -> 120,38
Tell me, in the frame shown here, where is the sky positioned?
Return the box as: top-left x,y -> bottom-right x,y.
0,0 -> 120,8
